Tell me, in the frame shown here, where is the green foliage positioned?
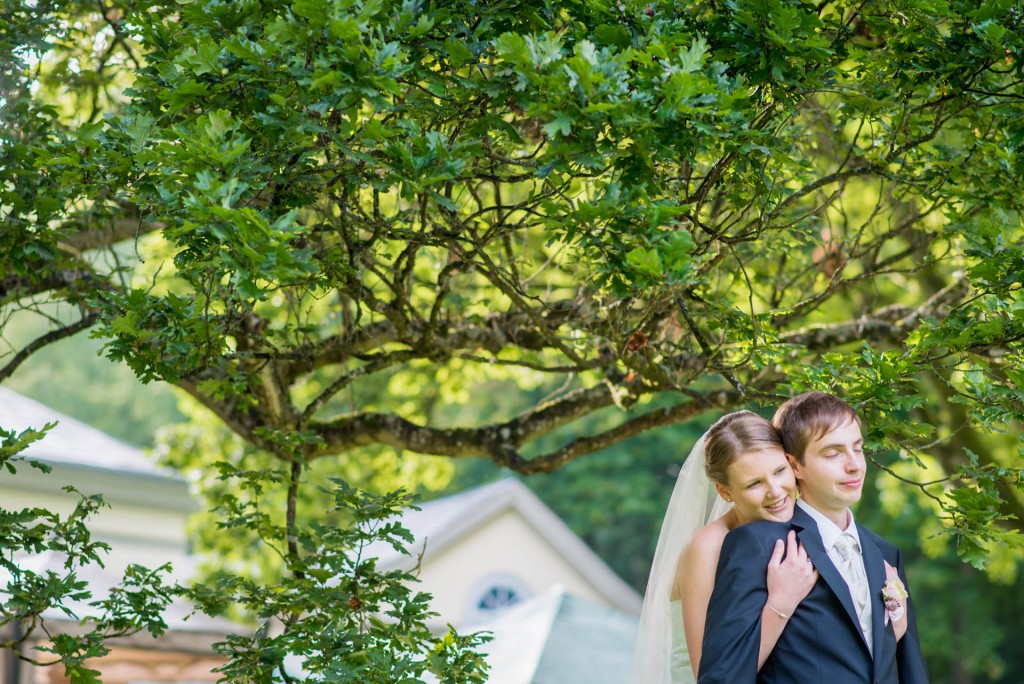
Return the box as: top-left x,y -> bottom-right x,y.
943,450 -> 1024,568
0,412 -> 485,682
865,457 -> 1024,683
184,474 -> 489,683
1,309 -> 184,446
3,1 -> 1024,679
156,379 -> 454,586
0,424 -> 174,680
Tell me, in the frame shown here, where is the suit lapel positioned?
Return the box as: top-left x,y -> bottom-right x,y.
792,507 -> 867,652
858,524 -> 888,668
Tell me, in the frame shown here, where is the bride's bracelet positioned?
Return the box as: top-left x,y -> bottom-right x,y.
765,602 -> 791,620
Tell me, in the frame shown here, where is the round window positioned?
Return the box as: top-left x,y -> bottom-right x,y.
463,573 -> 533,623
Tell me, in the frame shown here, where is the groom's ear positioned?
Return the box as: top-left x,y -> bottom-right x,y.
786,452 -> 802,477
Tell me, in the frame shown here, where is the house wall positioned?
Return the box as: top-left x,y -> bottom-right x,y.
416,509 -> 607,626
30,647 -> 224,684
1,465 -> 193,579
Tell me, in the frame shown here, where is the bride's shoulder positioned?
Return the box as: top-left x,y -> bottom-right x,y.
684,519 -> 730,558
675,521 -> 729,595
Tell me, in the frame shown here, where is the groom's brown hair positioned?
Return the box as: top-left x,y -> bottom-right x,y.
772,392 -> 860,464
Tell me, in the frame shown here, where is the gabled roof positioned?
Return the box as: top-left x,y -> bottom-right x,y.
367,478 -> 642,614
0,385 -> 171,478
0,386 -> 193,513
475,587 -> 638,684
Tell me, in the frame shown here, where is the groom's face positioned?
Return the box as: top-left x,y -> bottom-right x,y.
789,417 -> 865,527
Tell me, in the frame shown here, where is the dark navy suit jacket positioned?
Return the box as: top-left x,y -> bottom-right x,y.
698,506 -> 928,684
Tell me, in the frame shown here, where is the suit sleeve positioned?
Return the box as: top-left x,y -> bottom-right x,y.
894,548 -> 929,684
697,525 -> 773,684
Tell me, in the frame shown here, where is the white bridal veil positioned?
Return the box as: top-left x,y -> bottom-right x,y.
629,433 -> 731,684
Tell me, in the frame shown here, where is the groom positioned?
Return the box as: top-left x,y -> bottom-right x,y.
698,392 -> 928,684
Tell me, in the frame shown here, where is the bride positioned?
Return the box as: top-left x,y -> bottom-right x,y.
630,411 -> 818,684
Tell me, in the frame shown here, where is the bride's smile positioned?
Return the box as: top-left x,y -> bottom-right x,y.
714,448 -> 797,526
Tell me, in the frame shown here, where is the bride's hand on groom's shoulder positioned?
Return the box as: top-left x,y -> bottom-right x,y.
766,530 -> 819,617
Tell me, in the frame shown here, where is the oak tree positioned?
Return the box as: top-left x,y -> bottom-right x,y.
3,0 -> 1024,576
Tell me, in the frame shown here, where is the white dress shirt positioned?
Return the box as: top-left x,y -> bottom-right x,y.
797,499 -> 873,653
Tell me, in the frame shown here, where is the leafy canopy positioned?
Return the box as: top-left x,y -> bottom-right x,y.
3,0 -> 1024,574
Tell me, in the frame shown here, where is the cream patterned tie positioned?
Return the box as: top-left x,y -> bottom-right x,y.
834,532 -> 872,653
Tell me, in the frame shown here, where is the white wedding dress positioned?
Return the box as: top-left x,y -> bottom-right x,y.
630,434 -> 730,684
669,600 -> 696,684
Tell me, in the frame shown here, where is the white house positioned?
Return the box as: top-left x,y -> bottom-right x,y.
368,478 -> 644,683
0,387 -> 645,683
366,478 -> 642,630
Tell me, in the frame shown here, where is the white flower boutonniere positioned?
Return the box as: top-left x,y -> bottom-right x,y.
881,577 -> 908,625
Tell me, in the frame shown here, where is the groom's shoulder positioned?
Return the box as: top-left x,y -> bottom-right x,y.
858,523 -> 901,555
724,519 -> 792,545
719,521 -> 793,565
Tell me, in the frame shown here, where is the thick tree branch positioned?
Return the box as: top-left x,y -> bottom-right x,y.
0,268 -> 99,303
307,388 -> 741,468
501,390 -> 745,474
309,376 -> 661,458
0,314 -> 99,382
781,318 -> 906,350
285,302 -> 588,380
63,215 -> 164,253
780,275 -> 970,350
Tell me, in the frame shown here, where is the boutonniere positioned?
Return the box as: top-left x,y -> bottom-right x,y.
881,577 -> 907,625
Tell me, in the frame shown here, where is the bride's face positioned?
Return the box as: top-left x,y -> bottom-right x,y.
717,447 -> 797,525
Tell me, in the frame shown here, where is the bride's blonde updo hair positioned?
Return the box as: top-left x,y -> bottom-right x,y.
703,410 -> 784,486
